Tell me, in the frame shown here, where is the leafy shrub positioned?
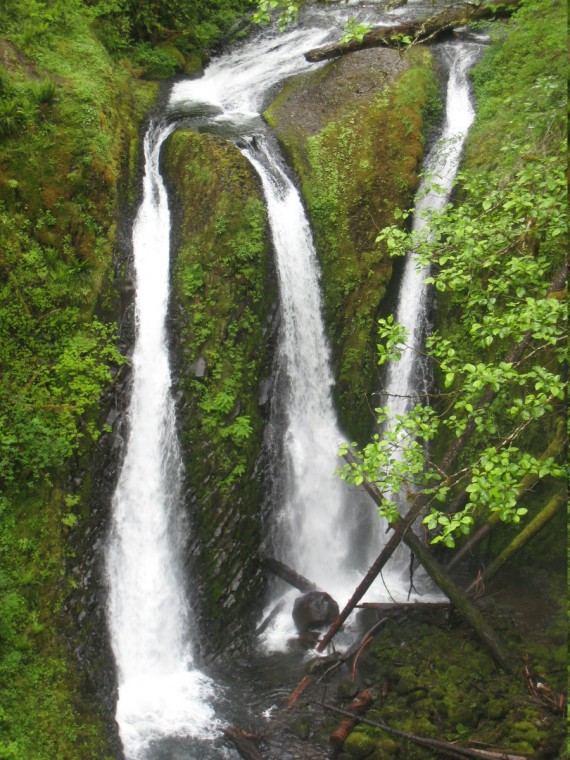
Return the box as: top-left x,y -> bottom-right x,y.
0,99 -> 26,138
130,41 -> 179,78
93,13 -> 133,55
30,79 -> 57,105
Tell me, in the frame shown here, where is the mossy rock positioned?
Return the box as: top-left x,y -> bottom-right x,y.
162,129 -> 275,651
264,46 -> 438,442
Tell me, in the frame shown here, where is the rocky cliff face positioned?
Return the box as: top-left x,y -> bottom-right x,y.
162,130 -> 276,655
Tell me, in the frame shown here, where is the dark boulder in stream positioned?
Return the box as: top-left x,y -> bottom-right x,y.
292,591 -> 339,633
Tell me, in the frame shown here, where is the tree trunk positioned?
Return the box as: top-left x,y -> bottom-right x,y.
484,491 -> 566,582
260,556 -> 319,592
305,0 -> 520,62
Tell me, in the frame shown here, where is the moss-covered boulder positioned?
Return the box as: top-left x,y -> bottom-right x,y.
162,130 -> 275,652
264,46 -> 439,441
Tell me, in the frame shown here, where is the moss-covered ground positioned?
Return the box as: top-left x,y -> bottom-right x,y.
335,598 -> 565,760
163,130 -> 275,651
264,46 -> 440,442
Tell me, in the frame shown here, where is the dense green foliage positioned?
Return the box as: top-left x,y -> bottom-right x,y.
341,0 -> 567,550
1,0 -> 254,80
91,0 -> 254,76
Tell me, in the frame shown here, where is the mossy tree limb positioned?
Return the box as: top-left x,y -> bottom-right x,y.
483,491 -> 566,583
305,0 -> 521,62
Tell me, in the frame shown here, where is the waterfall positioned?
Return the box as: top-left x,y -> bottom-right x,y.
105,123 -> 219,760
241,138 -> 361,637
169,20 -> 378,649
105,4 -> 483,753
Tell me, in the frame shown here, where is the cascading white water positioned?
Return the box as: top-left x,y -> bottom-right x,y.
170,19 -> 380,649
383,42 -> 480,423
242,140 -> 356,589
377,42 -> 481,586
106,124 -> 219,760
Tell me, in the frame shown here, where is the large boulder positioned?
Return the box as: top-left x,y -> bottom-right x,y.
292,591 -> 339,634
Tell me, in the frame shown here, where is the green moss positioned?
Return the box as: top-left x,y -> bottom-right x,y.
163,130 -> 274,646
0,8 -> 158,757
265,46 -> 437,441
337,612 -> 565,759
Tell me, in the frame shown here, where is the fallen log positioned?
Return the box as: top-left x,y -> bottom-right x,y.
330,691 -> 374,754
355,601 -> 450,610
255,599 -> 286,635
403,528 -> 513,672
318,461 -> 513,672
305,0 -> 520,62
317,703 -> 529,760
223,727 -> 265,760
260,556 -> 319,592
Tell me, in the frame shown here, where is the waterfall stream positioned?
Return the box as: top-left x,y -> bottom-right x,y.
105,5 -> 482,757
105,123 -> 221,759
383,42 -> 480,425
378,41 -> 482,581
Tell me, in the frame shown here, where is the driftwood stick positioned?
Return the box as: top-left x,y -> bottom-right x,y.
329,691 -> 374,753
286,675 -> 314,708
223,727 -> 265,760
317,703 -> 529,760
305,0 -> 520,62
260,556 -> 319,592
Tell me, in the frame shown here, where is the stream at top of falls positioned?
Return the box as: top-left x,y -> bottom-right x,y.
105,4 -> 483,757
